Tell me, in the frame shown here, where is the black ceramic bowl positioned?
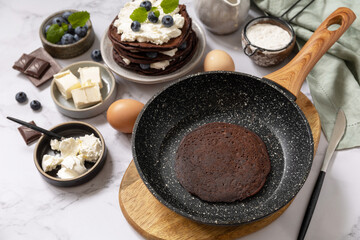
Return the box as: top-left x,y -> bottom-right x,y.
34,121 -> 107,187
39,9 -> 95,59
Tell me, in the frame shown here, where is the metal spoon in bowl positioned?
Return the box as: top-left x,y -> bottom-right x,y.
7,116 -> 63,140
297,109 -> 347,240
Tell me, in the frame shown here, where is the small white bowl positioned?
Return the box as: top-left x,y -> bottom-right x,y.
51,61 -> 117,119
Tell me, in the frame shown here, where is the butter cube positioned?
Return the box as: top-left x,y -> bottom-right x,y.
78,67 -> 103,88
53,70 -> 81,100
71,85 -> 102,109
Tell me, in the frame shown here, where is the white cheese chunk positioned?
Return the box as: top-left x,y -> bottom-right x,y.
71,85 -> 103,109
78,134 -> 102,162
160,48 -> 178,57
150,60 -> 170,70
61,155 -> 87,175
58,137 -> 81,157
53,70 -> 81,100
57,168 -> 79,179
42,154 -> 63,172
50,139 -> 60,151
78,67 -> 103,88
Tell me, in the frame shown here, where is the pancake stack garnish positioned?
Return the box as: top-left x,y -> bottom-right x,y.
175,122 -> 271,203
108,0 -> 198,75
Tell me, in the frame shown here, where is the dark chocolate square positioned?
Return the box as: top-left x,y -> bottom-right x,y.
12,54 -> 35,72
24,58 -> 50,79
18,121 -> 42,145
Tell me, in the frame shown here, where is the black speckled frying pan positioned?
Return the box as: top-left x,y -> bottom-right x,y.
132,8 -> 355,225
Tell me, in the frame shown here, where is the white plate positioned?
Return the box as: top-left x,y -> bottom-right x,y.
101,21 -> 206,84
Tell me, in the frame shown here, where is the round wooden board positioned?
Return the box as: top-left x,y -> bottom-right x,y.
119,92 -> 321,240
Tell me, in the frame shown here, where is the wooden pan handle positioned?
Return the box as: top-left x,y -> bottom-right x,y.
264,7 -> 356,97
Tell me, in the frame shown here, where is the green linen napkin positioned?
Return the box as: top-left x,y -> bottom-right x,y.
252,0 -> 360,149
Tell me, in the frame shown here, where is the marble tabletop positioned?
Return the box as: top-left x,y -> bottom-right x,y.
1,0 -> 360,239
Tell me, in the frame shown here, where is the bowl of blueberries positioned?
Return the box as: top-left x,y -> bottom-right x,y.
39,10 -> 95,59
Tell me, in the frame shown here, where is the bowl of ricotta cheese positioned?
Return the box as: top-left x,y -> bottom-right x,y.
241,16 -> 296,67
34,121 -> 107,187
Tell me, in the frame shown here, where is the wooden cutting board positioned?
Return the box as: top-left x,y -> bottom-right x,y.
119,92 -> 321,240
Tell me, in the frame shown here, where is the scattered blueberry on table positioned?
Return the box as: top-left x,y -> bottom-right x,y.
15,92 -> 27,103
91,49 -> 102,62
30,100 -> 42,111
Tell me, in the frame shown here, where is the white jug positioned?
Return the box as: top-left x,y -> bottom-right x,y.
195,0 -> 250,35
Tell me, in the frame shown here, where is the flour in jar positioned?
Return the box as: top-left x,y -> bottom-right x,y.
246,23 -> 291,50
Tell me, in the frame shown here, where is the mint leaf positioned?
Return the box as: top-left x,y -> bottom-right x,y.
160,0 -> 179,14
150,7 -> 160,18
46,23 -> 67,43
68,11 -> 90,28
61,23 -> 68,32
130,7 -> 148,23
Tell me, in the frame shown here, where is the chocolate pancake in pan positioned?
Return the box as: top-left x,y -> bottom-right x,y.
175,122 -> 271,203
113,31 -> 198,75
108,5 -> 191,51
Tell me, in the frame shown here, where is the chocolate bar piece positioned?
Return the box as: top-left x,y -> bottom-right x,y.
13,54 -> 35,72
24,58 -> 50,79
18,121 -> 42,145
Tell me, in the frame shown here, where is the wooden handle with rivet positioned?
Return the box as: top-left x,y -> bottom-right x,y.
264,7 -> 356,98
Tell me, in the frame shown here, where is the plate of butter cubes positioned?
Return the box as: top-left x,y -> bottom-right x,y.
51,61 -> 117,118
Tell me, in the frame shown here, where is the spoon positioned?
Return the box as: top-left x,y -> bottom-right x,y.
297,109 -> 347,240
7,116 -> 63,140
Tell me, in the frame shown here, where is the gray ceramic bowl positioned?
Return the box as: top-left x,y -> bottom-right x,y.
51,61 -> 117,119
39,9 -> 95,59
34,121 -> 107,187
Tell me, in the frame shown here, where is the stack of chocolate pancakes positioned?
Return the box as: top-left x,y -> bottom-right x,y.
108,5 -> 198,75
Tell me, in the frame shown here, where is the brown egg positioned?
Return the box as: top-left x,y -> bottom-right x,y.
107,99 -> 144,133
204,49 -> 235,71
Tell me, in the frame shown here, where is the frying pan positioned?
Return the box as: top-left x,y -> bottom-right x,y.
132,8 -> 355,225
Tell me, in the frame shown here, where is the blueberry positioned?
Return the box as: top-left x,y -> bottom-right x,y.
131,21 -> 141,32
15,92 -> 27,103
52,17 -> 66,26
179,41 -> 187,50
75,26 -> 87,37
45,25 -> 51,33
146,52 -> 158,58
62,11 -> 73,21
162,15 -> 174,28
67,24 -> 75,34
61,33 -> 75,45
140,1 -> 152,11
91,49 -> 102,62
74,34 -> 81,42
140,64 -> 150,70
30,100 -> 41,111
148,11 -> 158,23
56,41 -> 62,45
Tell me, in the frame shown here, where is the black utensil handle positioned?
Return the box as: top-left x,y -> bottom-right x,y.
297,171 -> 326,240
7,116 -> 62,139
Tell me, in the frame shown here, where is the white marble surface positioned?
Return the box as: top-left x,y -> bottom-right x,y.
1,1 -> 360,239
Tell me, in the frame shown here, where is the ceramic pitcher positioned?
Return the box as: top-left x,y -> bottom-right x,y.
194,0 -> 250,35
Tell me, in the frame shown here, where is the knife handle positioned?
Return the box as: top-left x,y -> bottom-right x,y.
297,171 -> 326,240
